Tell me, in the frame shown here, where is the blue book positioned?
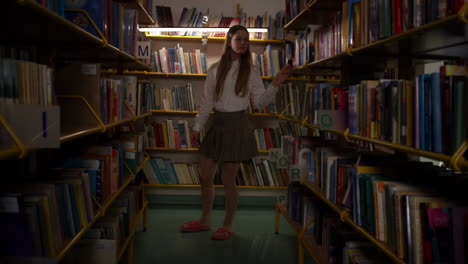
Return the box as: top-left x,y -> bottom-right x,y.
167,48 -> 176,73
164,159 -> 180,184
177,122 -> 187,148
57,183 -> 75,238
431,73 -> 442,152
149,159 -> 166,184
419,74 -> 427,150
64,0 -> 106,39
67,184 -> 81,234
424,75 -> 433,151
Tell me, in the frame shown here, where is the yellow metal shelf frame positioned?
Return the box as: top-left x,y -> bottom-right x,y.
144,184 -> 287,189
6,0 -> 151,71
0,113 -> 28,159
145,33 -> 285,44
114,0 -> 155,25
117,200 -> 149,263
55,174 -> 136,260
300,180 -> 405,264
292,3 -> 468,72
275,203 -> 324,264
57,95 -> 150,143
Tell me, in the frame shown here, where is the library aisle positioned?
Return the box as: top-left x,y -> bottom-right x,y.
134,205 -> 315,264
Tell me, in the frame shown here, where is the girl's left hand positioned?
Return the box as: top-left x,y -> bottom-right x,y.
272,64 -> 293,87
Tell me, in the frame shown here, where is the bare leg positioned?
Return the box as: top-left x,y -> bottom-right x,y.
198,155 -> 218,226
221,162 -> 241,231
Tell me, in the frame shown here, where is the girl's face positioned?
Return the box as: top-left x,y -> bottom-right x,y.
228,30 -> 249,55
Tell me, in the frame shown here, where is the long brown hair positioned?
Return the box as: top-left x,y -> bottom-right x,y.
214,25 -> 251,101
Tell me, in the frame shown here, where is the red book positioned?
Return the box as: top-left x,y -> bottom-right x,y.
151,122 -> 159,147
156,123 -> 164,147
393,0 -> 402,34
173,129 -> 180,149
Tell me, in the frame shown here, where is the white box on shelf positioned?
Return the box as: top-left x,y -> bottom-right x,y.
0,104 -> 60,149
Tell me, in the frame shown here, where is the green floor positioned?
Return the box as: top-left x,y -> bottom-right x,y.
133,204 -> 315,264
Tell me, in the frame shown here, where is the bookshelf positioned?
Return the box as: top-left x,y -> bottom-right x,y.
145,184 -> 287,189
275,202 -> 326,264
2,0 -> 151,71
145,33 -> 286,44
0,1 -> 153,263
278,0 -> 468,263
114,0 -> 155,25
292,6 -> 468,75
117,200 -> 149,262
284,0 -> 342,30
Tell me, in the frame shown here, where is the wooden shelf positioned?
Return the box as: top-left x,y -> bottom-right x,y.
102,70 -> 328,82
276,203 -> 303,234
117,200 -> 149,261
276,202 -> 327,264
145,33 -> 284,44
279,116 -> 468,172
284,0 -> 342,31
55,175 -> 136,260
2,0 -> 151,71
115,0 -> 155,25
151,110 -> 198,115
59,111 -> 149,144
145,184 -> 287,189
293,10 -> 468,73
145,147 -> 200,152
300,180 -> 405,264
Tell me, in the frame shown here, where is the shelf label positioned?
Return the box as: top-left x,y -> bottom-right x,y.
81,64 -> 97,75
315,110 -> 346,130
137,41 -> 151,65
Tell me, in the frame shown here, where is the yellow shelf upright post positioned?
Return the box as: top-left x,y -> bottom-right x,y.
450,140 -> 468,171
457,2 -> 468,23
65,9 -> 109,47
56,95 -> 107,132
0,113 -> 27,159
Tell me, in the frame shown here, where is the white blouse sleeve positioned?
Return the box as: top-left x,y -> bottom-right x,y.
249,66 -> 279,111
193,67 -> 216,132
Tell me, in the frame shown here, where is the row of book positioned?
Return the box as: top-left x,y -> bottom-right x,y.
152,6 -> 285,40
62,185 -> 144,264
0,129 -> 146,258
239,157 -> 289,187
142,157 -> 289,187
273,82 -> 315,121
254,128 -> 282,150
252,45 -> 285,77
151,82 -> 196,112
95,77 -> 158,124
301,144 -> 468,263
286,183 -> 389,263
284,0 -> 309,23
34,0 -> 64,16
288,0 -> 467,66
0,57 -> 53,105
142,116 -> 309,151
150,43 -> 285,77
143,119 -> 193,149
64,1 -> 139,55
151,45 -> 208,74
272,65 -> 467,154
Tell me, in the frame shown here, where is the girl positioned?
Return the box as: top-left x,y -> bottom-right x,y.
181,25 -> 292,240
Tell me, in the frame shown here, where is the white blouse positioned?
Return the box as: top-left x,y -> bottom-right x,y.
193,60 -> 278,132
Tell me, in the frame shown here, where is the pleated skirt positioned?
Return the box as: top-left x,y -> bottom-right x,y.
199,110 -> 257,162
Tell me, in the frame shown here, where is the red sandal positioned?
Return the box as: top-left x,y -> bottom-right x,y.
211,228 -> 235,240
180,220 -> 210,232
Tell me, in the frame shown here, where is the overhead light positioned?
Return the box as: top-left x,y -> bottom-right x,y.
138,27 -> 268,34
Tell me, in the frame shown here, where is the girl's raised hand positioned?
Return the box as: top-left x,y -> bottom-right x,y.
272,64 -> 293,87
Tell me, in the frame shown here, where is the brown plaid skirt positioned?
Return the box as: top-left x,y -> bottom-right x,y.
199,110 -> 257,162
